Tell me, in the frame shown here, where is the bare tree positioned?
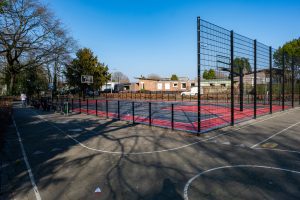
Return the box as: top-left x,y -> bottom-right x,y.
0,0 -> 76,94
112,71 -> 130,83
147,73 -> 161,80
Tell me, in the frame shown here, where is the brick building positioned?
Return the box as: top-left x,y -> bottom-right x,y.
131,77 -> 196,92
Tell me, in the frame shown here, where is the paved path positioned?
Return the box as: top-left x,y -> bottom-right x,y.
1,104 -> 300,199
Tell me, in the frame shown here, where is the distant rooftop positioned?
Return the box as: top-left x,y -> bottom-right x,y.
135,76 -> 192,81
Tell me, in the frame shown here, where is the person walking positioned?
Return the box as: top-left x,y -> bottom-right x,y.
21,93 -> 27,108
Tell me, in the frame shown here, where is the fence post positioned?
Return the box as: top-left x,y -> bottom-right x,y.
254,40 -> 257,119
149,102 -> 152,126
79,98 -> 81,114
86,99 -> 89,115
197,17 -> 201,135
96,99 -> 98,116
269,46 -> 273,114
230,30 -> 234,126
292,56 -> 295,108
106,100 -> 108,118
282,51 -> 285,111
132,101 -> 135,123
118,100 -> 120,119
171,103 -> 174,130
239,66 -> 244,111
71,98 -> 74,113
168,93 -> 170,101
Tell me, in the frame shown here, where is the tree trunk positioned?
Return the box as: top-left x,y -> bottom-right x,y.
9,73 -> 16,95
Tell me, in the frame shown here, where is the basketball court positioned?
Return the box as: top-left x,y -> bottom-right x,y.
2,103 -> 300,199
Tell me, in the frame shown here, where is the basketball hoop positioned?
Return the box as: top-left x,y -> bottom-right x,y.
81,75 -> 93,85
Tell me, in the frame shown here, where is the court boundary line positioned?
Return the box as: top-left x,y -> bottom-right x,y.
254,148 -> 300,155
30,107 -> 300,155
183,164 -> 300,200
13,116 -> 42,200
251,120 -> 300,148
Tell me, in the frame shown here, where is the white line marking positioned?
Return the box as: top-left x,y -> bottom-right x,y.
251,121 -> 300,148
232,107 -> 300,131
203,107 -> 300,142
13,116 -> 42,200
254,148 -> 300,155
31,107 -> 300,154
183,165 -> 300,200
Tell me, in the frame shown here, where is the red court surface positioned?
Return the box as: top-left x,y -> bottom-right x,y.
72,103 -> 290,133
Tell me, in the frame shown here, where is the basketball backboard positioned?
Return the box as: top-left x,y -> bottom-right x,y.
81,75 -> 93,84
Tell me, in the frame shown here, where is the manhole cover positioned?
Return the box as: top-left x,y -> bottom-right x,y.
261,142 -> 278,148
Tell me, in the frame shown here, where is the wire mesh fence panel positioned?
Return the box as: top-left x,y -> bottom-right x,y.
96,100 -> 107,118
297,57 -> 300,106
284,53 -> 294,109
107,100 -> 118,118
151,102 -> 172,129
80,99 -> 88,114
132,101 -> 149,124
271,48 -> 282,111
233,33 -> 255,122
70,99 -> 78,114
199,19 -> 232,131
256,41 -> 271,116
171,101 -> 197,132
119,101 -> 133,121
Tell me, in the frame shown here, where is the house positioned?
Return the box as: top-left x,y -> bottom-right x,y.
132,77 -> 196,92
234,69 -> 270,86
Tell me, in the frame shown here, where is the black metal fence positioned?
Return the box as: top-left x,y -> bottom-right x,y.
197,17 -> 299,133
31,18 -> 300,134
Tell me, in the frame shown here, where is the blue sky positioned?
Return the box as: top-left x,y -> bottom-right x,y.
43,0 -> 300,81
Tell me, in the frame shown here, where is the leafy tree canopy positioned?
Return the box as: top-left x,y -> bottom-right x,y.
203,69 -> 216,79
274,38 -> 300,69
65,48 -> 110,92
170,74 -> 178,81
0,0 -> 7,13
233,58 -> 252,76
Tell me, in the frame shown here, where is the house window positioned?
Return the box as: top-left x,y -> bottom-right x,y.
173,82 -> 178,87
165,83 -> 170,90
141,82 -> 145,90
191,83 -> 195,87
181,82 -> 187,89
157,83 -> 162,90
221,84 -> 226,87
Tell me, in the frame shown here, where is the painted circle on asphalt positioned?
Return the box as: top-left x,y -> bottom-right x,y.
184,165 -> 300,200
